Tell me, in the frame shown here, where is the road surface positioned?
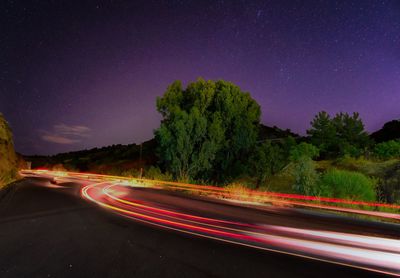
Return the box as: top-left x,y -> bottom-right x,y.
0,174 -> 399,277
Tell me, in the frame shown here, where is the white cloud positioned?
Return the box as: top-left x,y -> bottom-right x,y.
41,124 -> 91,145
41,135 -> 80,145
54,124 -> 91,137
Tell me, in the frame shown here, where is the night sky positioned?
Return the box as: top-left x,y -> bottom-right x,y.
1,0 -> 399,155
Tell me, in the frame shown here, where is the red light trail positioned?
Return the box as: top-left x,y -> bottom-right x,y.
20,170 -> 400,276
23,169 -> 400,220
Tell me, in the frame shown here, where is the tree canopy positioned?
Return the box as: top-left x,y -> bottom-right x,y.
307,111 -> 370,158
155,79 -> 261,182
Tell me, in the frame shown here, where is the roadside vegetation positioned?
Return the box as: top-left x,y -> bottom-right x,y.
26,79 -> 400,205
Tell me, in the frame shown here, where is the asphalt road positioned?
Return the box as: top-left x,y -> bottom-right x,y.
0,177 -> 398,278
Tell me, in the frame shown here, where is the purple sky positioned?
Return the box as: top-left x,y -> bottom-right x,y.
1,0 -> 399,155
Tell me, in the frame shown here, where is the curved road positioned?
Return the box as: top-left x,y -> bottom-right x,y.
0,174 -> 399,277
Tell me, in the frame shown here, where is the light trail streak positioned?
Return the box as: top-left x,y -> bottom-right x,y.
33,169 -> 400,209
20,170 -> 400,276
79,181 -> 400,276
21,169 -> 400,221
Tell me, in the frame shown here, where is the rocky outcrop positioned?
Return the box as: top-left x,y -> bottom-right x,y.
0,113 -> 17,187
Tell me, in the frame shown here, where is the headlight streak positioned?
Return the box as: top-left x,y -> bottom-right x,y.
81,181 -> 400,276
21,169 -> 400,221
21,169 -> 400,210
103,183 -> 400,253
21,170 -> 400,276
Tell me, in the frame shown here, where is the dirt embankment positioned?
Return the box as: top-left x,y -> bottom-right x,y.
0,113 -> 18,187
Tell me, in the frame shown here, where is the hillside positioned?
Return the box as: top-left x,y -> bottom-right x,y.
258,124 -> 299,140
0,114 -> 18,187
371,119 -> 400,143
26,139 -> 158,175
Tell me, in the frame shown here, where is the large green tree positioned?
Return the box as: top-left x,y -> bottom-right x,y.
307,111 -> 370,157
155,79 -> 261,182
332,112 -> 370,156
306,111 -> 336,156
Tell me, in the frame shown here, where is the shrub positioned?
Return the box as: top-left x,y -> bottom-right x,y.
121,168 -> 141,178
103,166 -> 124,176
249,141 -> 286,186
290,142 -> 319,162
334,155 -> 367,171
145,166 -> 173,181
225,183 -> 253,201
377,164 -> 400,204
339,141 -> 365,158
265,166 -> 295,193
334,155 -> 399,177
319,169 -> 376,201
292,157 -> 320,195
374,140 -> 400,159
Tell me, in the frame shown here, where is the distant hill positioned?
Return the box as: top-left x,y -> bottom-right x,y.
26,139 -> 157,174
26,124 -> 299,173
0,114 -> 18,187
370,120 -> 400,143
258,124 -> 299,141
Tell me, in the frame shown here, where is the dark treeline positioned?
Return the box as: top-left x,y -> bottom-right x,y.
27,139 -> 157,175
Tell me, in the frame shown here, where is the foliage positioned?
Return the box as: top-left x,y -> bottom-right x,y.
155,79 -> 261,182
121,168 -> 141,178
282,136 -> 297,158
100,166 -> 124,176
333,155 -> 399,176
225,183 -> 252,200
307,111 -> 336,156
248,141 -> 286,186
332,112 -> 370,157
319,169 -> 377,201
264,164 -> 295,193
377,163 -> 400,204
145,166 -> 173,181
374,140 -> 400,159
292,157 -> 320,195
307,111 -> 370,158
328,157 -> 400,203
290,142 -> 319,162
52,164 -> 67,171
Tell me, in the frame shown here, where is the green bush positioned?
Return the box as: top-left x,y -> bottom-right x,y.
225,183 -> 252,200
292,157 -> 320,195
290,142 -> 319,162
334,155 -> 399,177
377,164 -> 400,204
374,140 -> 400,159
145,166 -> 173,181
319,169 -> 376,201
249,141 -> 286,186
